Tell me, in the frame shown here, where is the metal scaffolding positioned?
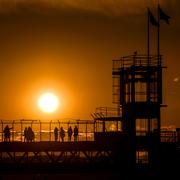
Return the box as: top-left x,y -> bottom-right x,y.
112,53 -> 165,165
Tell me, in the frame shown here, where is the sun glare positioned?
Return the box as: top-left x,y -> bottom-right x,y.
38,92 -> 59,113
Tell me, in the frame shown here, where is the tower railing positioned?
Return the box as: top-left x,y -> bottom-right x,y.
113,54 -> 162,72
94,107 -> 121,118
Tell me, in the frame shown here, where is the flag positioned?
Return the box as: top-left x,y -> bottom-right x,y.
159,7 -> 170,24
148,9 -> 159,27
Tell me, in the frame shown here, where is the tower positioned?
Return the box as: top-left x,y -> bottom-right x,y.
112,53 -> 164,165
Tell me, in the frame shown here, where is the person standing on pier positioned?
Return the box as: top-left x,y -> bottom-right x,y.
24,127 -> 28,142
73,125 -> 79,142
27,127 -> 35,142
54,127 -> 59,142
3,125 -> 12,142
60,127 -> 65,142
68,126 -> 73,141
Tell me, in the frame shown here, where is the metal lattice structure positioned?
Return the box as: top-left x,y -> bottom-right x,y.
0,142 -> 113,164
112,53 -> 165,164
0,120 -> 115,166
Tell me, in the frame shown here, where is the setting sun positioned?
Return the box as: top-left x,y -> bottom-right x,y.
38,92 -> 59,113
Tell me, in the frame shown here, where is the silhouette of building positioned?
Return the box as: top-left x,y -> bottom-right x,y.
0,54 -> 179,177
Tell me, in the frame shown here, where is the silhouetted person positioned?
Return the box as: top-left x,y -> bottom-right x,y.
54,127 -> 59,142
24,127 -> 28,142
3,125 -> 12,142
73,125 -> 79,142
27,127 -> 35,142
68,126 -> 73,141
60,127 -> 65,142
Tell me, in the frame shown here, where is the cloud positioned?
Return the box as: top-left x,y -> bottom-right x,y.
0,0 -> 177,16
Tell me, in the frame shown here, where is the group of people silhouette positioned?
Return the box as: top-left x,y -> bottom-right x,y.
54,126 -> 79,142
3,125 -> 79,142
23,127 -> 35,142
3,125 -> 35,142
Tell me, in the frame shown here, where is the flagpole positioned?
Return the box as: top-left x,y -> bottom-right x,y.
157,2 -> 161,145
157,4 -> 160,65
147,8 -> 150,66
147,8 -> 150,136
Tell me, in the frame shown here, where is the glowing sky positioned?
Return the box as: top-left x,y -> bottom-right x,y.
0,0 -> 177,15
0,0 -> 180,127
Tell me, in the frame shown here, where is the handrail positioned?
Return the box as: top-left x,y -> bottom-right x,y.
113,54 -> 162,70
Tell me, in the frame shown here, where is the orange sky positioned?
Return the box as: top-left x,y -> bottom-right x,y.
0,1 -> 180,127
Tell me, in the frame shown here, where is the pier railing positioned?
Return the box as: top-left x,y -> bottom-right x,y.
0,120 -> 180,143
0,119 -> 95,142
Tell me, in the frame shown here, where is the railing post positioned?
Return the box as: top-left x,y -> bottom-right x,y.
49,120 -> 52,141
40,120 -> 42,142
58,120 -> 60,142
77,120 -> 79,141
86,122 -> 88,141
1,121 -> 3,142
12,121 -> 14,142
20,120 -> 23,142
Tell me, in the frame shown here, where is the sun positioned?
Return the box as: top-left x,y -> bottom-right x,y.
38,92 -> 59,113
